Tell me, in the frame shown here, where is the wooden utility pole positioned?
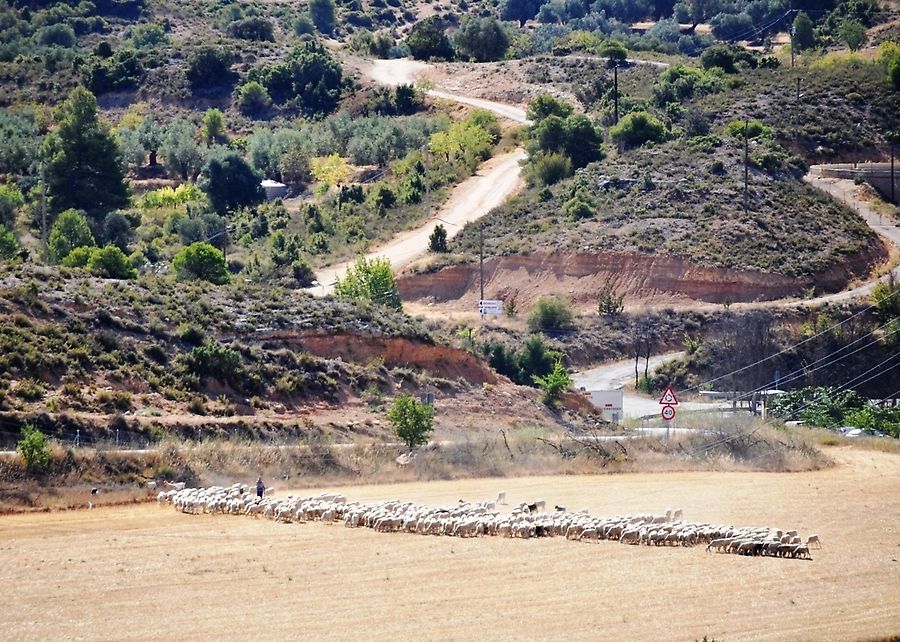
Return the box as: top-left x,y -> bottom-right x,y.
892,136 -> 896,204
743,118 -> 749,213
40,159 -> 48,259
479,222 -> 484,320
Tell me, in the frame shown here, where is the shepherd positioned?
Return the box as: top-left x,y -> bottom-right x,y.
256,477 -> 265,498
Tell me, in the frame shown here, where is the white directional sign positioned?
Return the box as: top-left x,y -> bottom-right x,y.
478,299 -> 503,316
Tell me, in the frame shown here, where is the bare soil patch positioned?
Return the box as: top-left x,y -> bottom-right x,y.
2,448 -> 898,641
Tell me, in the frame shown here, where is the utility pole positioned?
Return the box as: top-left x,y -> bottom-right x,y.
796,77 -> 800,103
613,63 -> 619,125
40,159 -> 48,259
479,222 -> 484,320
743,117 -> 749,214
892,136 -> 896,204
790,25 -> 795,69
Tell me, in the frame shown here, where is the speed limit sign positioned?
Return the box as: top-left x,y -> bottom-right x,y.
661,405 -> 676,421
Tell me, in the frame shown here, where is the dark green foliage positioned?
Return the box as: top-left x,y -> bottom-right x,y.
183,343 -> 243,385
652,64 -> 722,107
35,23 -> 77,48
709,12 -> 753,42
294,15 -> 316,36
186,45 -> 235,89
453,17 -> 509,62
527,101 -> 604,171
597,277 -> 624,316
102,210 -> 133,251
81,48 -> 144,94
564,197 -> 594,220
173,242 -> 230,284
237,81 -> 272,115
527,296 -> 573,333
428,223 -> 448,253
49,209 -> 95,262
485,334 -> 558,386
127,22 -> 168,49
0,184 -> 24,229
226,17 -> 274,41
526,152 -> 572,186
42,87 -> 129,218
198,152 -> 264,214
700,44 -> 737,73
387,393 -> 434,449
17,424 -> 49,472
0,109 -> 39,176
309,0 -> 336,35
291,259 -> 315,286
406,17 -> 452,61
159,119 -> 203,181
792,11 -> 815,51
610,111 -> 669,148
86,245 -> 137,279
500,0 -> 543,27
0,225 -> 19,260
526,93 -> 574,121
247,43 -> 344,117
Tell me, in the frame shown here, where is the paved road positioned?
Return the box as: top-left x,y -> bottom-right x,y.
571,352 -> 724,418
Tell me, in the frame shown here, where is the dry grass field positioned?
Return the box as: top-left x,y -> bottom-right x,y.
2,447 -> 899,641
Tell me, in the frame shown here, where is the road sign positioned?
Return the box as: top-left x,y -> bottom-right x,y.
478,299 -> 503,316
661,405 -> 676,421
659,386 -> 679,406
588,390 -> 623,424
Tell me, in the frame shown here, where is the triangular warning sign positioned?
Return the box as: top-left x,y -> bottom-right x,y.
659,386 -> 679,406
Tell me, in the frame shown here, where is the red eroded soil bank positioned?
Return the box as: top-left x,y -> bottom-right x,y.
397,245 -> 887,309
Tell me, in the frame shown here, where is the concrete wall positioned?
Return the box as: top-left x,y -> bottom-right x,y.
817,162 -> 898,203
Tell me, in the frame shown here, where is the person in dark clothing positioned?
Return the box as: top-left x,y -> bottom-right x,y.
256,477 -> 265,498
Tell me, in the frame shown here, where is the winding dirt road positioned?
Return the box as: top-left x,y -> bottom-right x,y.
311,59 -> 528,295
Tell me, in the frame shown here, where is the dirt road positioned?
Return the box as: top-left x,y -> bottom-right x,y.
3,448 -> 898,641
313,148 -> 526,295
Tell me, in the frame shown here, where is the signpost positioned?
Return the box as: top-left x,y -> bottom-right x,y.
478,299 -> 503,317
659,386 -> 679,437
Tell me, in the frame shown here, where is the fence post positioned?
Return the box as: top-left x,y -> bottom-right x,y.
75,429 -> 80,448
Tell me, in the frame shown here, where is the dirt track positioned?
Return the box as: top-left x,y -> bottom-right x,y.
3,448 -> 898,641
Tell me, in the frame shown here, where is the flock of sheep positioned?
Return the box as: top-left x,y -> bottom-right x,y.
158,485 -> 818,561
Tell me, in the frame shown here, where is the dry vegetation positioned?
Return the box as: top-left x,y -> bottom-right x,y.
1,447 -> 898,641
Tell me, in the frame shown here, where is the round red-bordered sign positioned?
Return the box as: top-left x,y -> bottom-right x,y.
661,405 -> 676,421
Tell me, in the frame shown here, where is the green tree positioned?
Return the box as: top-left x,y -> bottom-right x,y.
247,43 -> 344,117
102,210 -> 133,251
160,118 -> 203,180
49,209 -> 95,262
309,0 -> 336,35
334,255 -> 401,310
17,424 -> 50,473
610,111 -> 669,148
202,108 -> 227,146
87,244 -> 137,279
500,0 -> 543,27
837,20 -> 866,51
138,117 -> 163,166
597,276 -> 624,316
532,359 -> 572,407
226,16 -> 274,41
526,93 -> 574,121
387,393 -> 434,449
453,17 -> 509,62
406,17 -> 453,61
792,11 -> 815,51
42,87 -> 129,218
198,151 -> 264,214
0,184 -> 24,228
186,45 -> 234,88
237,81 -> 272,115
428,223 -> 448,252
173,242 -> 230,284
0,226 -> 19,260
128,22 -> 169,49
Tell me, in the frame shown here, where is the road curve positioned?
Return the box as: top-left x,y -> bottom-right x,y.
310,59 -> 529,294
313,148 -> 526,295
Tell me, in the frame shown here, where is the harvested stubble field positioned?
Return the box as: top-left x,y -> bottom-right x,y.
1,448 -> 898,641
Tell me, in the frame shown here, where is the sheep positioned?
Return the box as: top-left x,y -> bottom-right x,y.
496,491 -> 507,505
806,534 -> 821,549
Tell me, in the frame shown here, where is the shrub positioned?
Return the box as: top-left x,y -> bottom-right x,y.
428,223 -> 449,252
564,197 -> 594,220
49,209 -> 95,262
291,259 -> 315,286
186,46 -> 234,88
128,23 -> 168,49
35,24 -> 77,48
61,245 -> 94,268
138,184 -> 204,209
527,152 -> 572,186
172,242 -> 230,285
387,393 -> 434,449
87,245 -> 137,279
334,255 -> 401,310
246,43 -> 343,117
16,379 -> 46,401
406,17 -> 452,61
532,359 -> 572,407
527,296 -> 573,333
610,111 -> 669,148
198,152 -> 264,214
237,81 -> 272,115
178,323 -> 207,346
17,424 -> 50,472
226,17 -> 274,41
184,343 -> 243,384
0,184 -> 24,228
0,226 -> 19,260
309,0 -> 336,35
453,16 -> 508,62
723,119 -> 772,140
